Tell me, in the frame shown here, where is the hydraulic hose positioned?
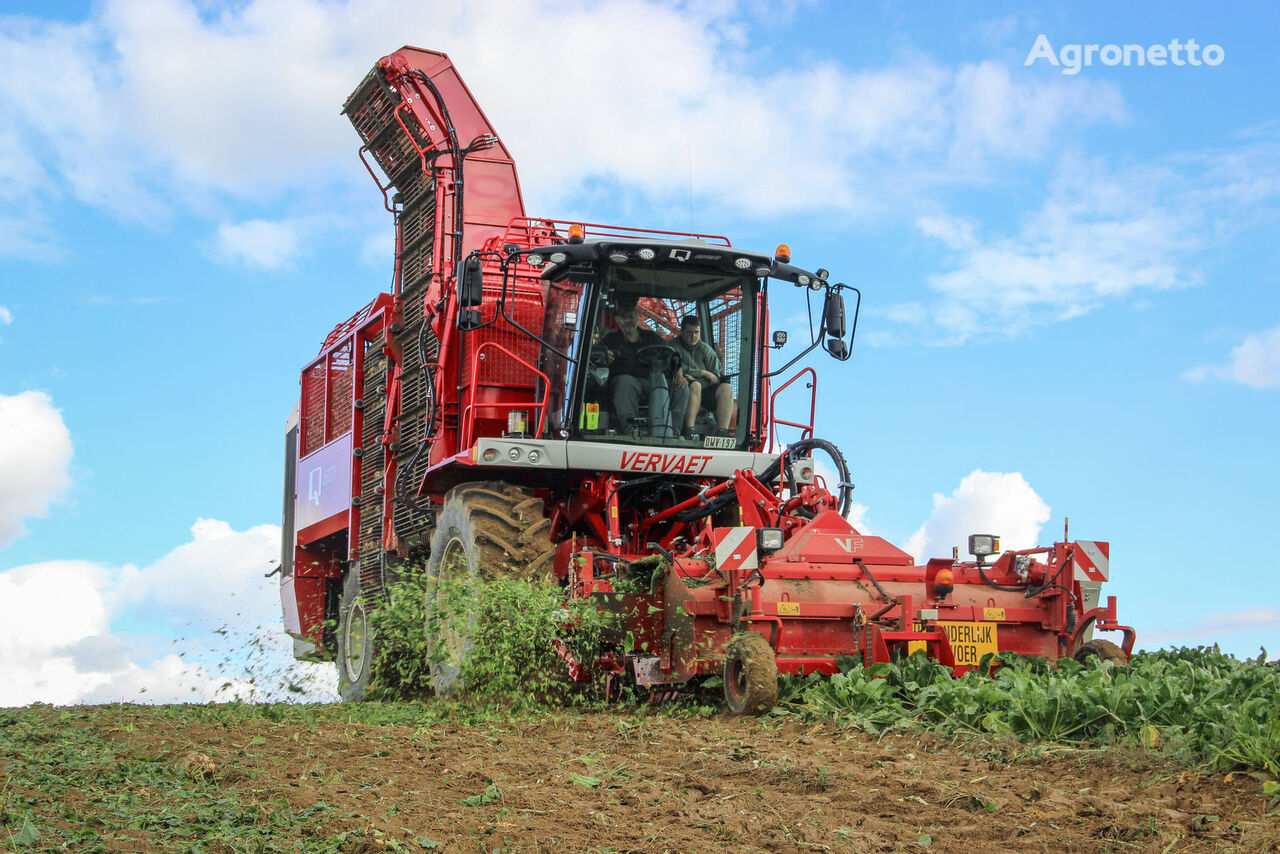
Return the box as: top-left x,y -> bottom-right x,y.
674,436 -> 856,525
977,563 -> 1024,593
672,484 -> 737,523
760,437 -> 855,518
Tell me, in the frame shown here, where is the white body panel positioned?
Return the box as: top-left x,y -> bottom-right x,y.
472,438 -> 777,478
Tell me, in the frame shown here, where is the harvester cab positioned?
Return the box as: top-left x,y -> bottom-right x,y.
478,233 -> 854,456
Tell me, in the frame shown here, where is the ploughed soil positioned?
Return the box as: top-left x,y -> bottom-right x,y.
3,704 -> 1278,853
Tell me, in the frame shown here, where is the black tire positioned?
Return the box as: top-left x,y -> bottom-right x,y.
1074,638 -> 1128,667
723,631 -> 778,716
424,482 -> 555,697
336,565 -> 374,701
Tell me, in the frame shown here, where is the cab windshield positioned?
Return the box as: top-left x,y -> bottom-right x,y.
566,265 -> 756,449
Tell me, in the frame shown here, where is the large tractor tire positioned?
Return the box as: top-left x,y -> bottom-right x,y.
1074,638 -> 1129,667
336,564 -> 374,701
424,482 -> 555,697
723,631 -> 778,716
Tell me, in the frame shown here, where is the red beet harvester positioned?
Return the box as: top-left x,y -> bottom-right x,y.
279,47 -> 1134,712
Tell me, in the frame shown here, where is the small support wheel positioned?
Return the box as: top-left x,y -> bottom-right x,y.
336,566 -> 374,701
1073,638 -> 1129,667
723,631 -> 778,716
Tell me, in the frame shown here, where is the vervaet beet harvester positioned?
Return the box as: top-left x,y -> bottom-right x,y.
278,47 -> 1134,712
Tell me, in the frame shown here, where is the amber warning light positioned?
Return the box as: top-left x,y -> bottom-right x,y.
934,567 -> 954,598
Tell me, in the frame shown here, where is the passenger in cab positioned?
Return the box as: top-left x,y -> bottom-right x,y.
672,315 -> 733,438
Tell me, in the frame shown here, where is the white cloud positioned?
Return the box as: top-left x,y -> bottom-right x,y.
0,92 -> 67,258
0,305 -> 11,325
360,229 -> 395,270
117,518 -> 282,627
0,391 -> 73,547
904,470 -> 1050,563
0,14 -> 167,223
0,519 -> 337,706
881,302 -> 927,325
915,214 -> 980,251
899,138 -> 1280,344
0,560 -> 128,705
810,458 -> 872,531
1183,324 -> 1280,388
845,502 -> 871,532
0,0 -> 1126,259
912,156 -> 1195,342
212,218 -> 307,270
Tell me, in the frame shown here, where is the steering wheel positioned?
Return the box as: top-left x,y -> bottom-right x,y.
633,344 -> 680,370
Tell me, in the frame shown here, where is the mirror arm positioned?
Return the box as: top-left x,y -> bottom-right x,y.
495,251 -> 579,364
763,336 -> 826,378
764,280 -> 858,374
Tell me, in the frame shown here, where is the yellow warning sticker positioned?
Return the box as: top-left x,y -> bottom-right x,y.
939,621 -> 999,667
983,607 -> 1006,621
777,602 -> 801,616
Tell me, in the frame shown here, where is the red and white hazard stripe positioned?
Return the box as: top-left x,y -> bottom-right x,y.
1072,540 -> 1110,582
713,527 -> 759,572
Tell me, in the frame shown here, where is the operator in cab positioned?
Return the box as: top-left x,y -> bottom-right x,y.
672,315 -> 733,438
602,303 -> 688,439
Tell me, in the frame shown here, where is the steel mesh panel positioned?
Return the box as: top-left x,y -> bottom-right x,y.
461,287 -> 544,388
344,70 -> 393,142
398,192 -> 437,257
393,320 -> 439,544
718,307 -> 743,396
358,333 -> 387,567
326,343 -> 354,440
344,72 -> 428,183
653,298 -> 694,337
302,363 -> 326,455
400,243 -> 434,294
397,167 -> 434,212
397,170 -> 437,295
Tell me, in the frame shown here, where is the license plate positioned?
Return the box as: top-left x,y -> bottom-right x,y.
703,436 -> 735,449
939,621 -> 998,667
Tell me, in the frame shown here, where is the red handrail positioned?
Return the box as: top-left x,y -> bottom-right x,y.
460,342 -> 550,446
768,367 -> 817,453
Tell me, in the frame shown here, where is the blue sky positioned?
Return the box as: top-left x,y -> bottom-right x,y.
1,0 -> 1277,703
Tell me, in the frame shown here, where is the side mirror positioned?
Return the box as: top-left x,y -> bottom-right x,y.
772,330 -> 788,348
824,292 -> 846,338
459,256 -> 484,308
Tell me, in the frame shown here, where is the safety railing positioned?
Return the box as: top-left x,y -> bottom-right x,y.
460,342 -> 550,447
768,367 -> 817,453
500,217 -> 732,247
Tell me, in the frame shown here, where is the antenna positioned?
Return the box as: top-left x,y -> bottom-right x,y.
687,140 -> 694,231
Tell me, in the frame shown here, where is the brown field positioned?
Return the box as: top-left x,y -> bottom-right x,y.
2,703 -> 1277,853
